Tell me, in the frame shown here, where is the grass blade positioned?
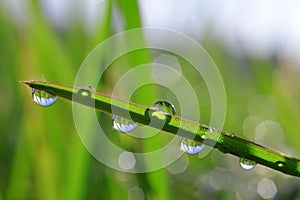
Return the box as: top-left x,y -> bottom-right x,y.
21,80 -> 300,177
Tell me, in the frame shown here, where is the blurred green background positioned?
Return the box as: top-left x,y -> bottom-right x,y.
1,0 -> 300,199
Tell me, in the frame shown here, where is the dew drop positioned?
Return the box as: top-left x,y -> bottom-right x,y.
239,157 -> 256,170
152,100 -> 176,114
179,137 -> 205,155
32,88 -> 57,107
112,115 -> 137,133
149,100 -> 176,122
78,88 -> 93,97
149,100 -> 176,121
275,161 -> 285,168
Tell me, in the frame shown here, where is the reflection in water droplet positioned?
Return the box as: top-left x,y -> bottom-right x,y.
239,158 -> 256,170
149,100 -> 176,121
152,100 -> 176,114
32,88 -> 57,107
112,115 -> 137,133
180,137 -> 205,155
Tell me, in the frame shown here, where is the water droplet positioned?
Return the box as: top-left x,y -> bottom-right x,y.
77,87 -> 93,97
199,127 -> 213,140
148,100 -> 176,121
179,137 -> 205,155
112,115 -> 137,133
152,100 -> 176,114
32,88 -> 57,107
239,157 -> 256,170
275,161 -> 284,167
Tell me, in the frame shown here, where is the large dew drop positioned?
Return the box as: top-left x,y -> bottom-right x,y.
151,100 -> 176,115
239,157 -> 256,170
180,137 -> 205,155
32,88 -> 57,107
149,100 -> 176,122
112,115 -> 138,134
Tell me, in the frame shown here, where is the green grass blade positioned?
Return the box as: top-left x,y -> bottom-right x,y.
21,80 -> 300,177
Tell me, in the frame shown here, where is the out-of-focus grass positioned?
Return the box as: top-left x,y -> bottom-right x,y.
1,1 -> 300,200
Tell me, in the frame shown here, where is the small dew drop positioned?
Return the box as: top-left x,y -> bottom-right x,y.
239,157 -> 256,170
32,88 -> 57,107
275,161 -> 285,167
77,88 -> 93,97
112,115 -> 137,133
200,127 -> 213,140
180,137 -> 205,155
